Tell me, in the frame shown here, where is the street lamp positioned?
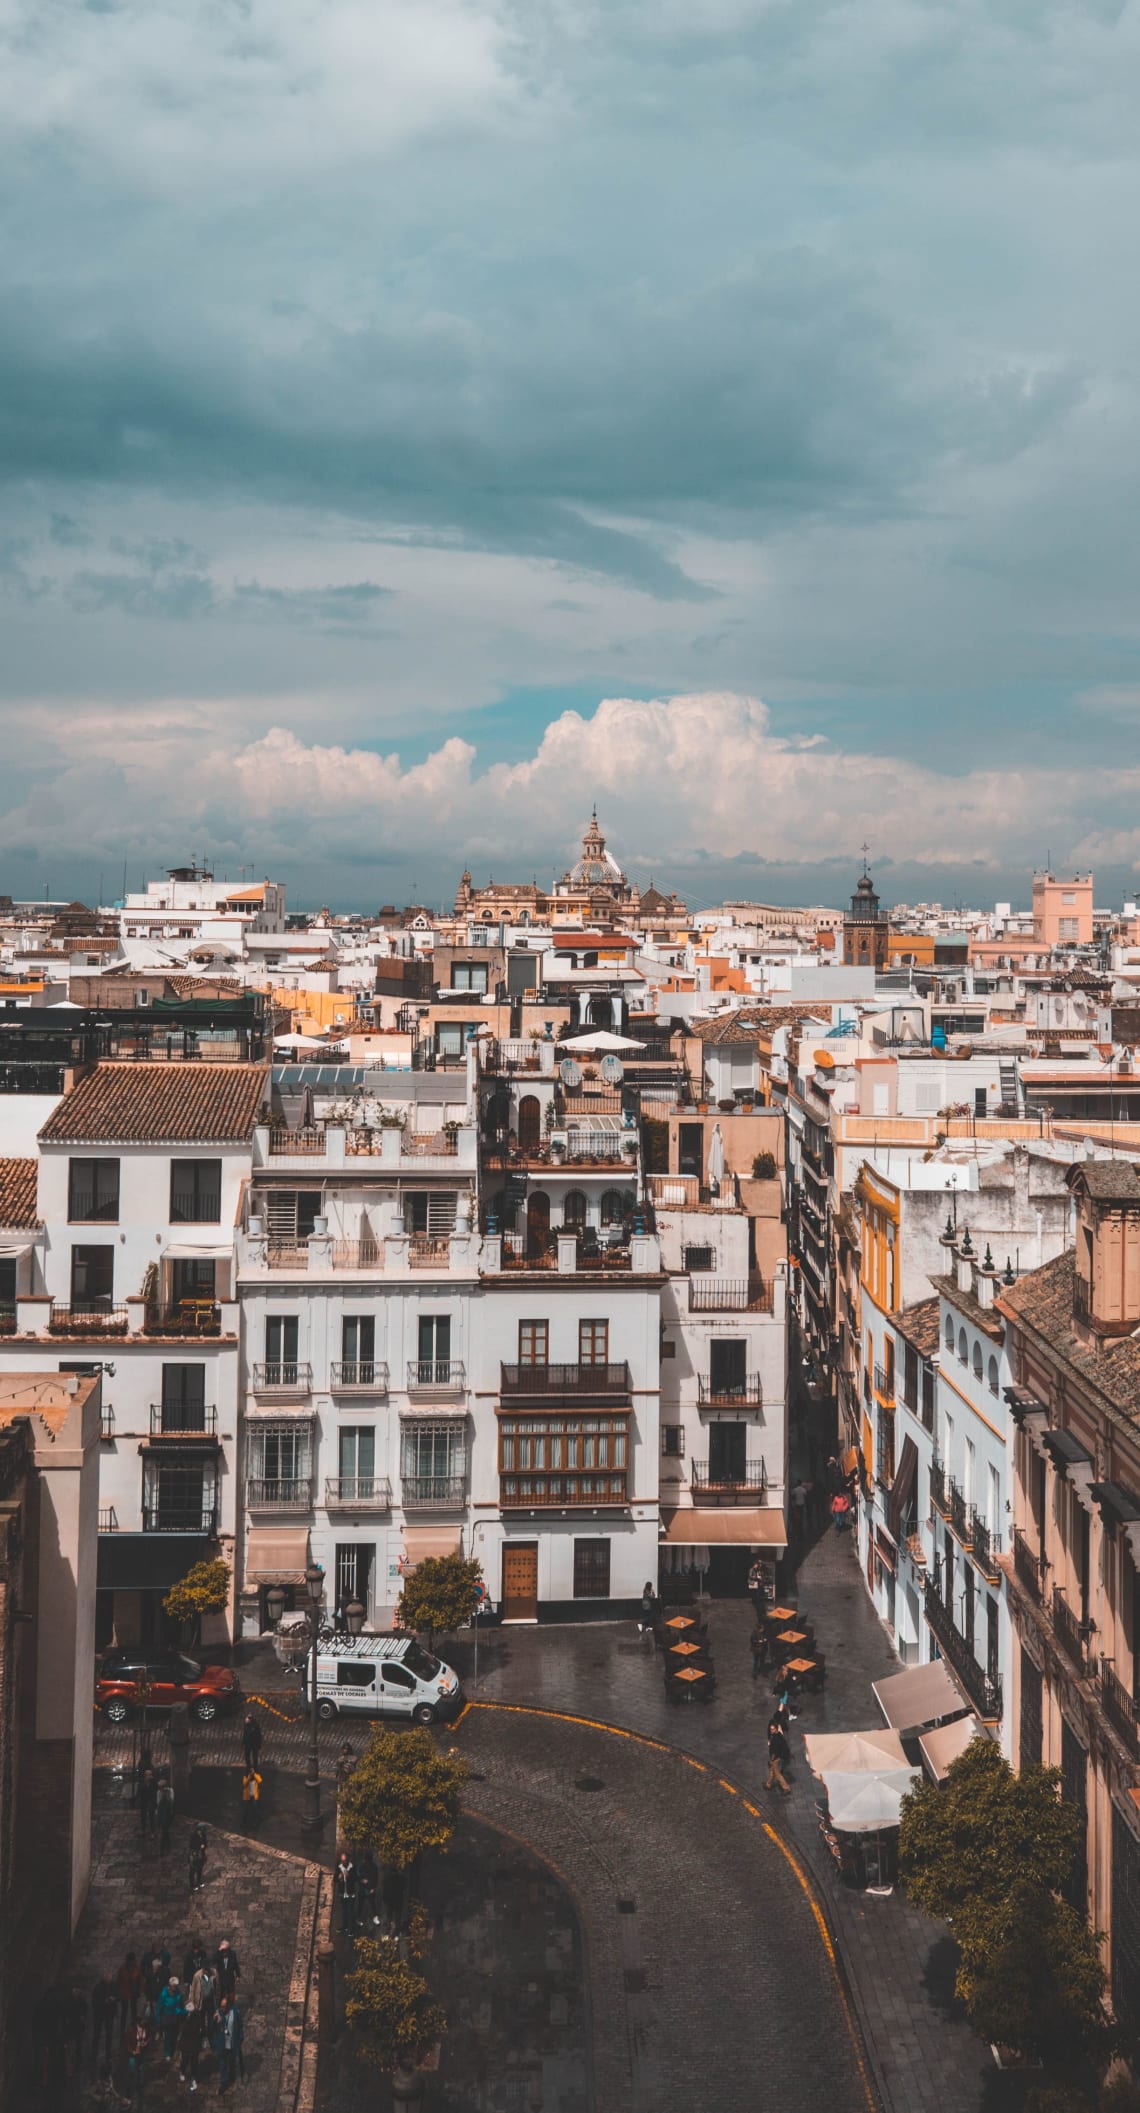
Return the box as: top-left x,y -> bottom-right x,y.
302,1563 -> 325,1839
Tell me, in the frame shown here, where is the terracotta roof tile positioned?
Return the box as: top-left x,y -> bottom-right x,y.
39,1063 -> 268,1146
892,1296 -> 940,1358
1000,1249 -> 1140,1431
0,1159 -> 38,1227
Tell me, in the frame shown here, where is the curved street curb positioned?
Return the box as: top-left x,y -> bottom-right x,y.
456,1697 -> 882,2113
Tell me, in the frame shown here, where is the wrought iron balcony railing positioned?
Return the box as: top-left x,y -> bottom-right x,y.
246,1478 -> 314,1511
1051,1586 -> 1091,1675
1099,1660 -> 1139,1755
149,1403 -> 218,1437
1012,1526 -> 1045,1604
329,1360 -> 389,1393
406,1360 -> 465,1393
500,1361 -> 630,1399
324,1476 -> 392,1511
697,1374 -> 763,1408
401,1473 -> 466,1509
923,1576 -> 1001,1719
251,1362 -> 313,1396
689,1460 -> 768,1499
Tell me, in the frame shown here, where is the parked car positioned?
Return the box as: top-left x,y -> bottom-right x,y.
96,1647 -> 241,1724
302,1635 -> 462,1724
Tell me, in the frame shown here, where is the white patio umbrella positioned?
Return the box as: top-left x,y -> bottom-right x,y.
273,1031 -> 332,1051
822,1768 -> 921,1831
707,1122 -> 726,1190
805,1729 -> 910,1777
559,1030 -> 646,1053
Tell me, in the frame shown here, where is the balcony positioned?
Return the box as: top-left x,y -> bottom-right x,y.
142,1506 -> 220,1534
143,1301 -> 222,1338
246,1478 -> 314,1511
325,1476 -> 392,1512
688,1277 -> 775,1314
923,1576 -> 1002,1719
949,1480 -> 970,1544
401,1473 -> 466,1510
0,1308 -> 15,1337
406,1360 -> 466,1394
929,1457 -> 948,1514
969,1512 -> 1001,1580
48,1304 -> 128,1337
268,1127 -> 325,1155
330,1239 -> 383,1270
500,1361 -> 631,1400
1012,1526 -> 1045,1604
149,1404 -> 219,1438
98,1506 -> 118,1532
409,1236 -> 453,1270
698,1373 -> 763,1409
689,1460 -> 768,1501
1099,1661 -> 1139,1756
329,1360 -> 389,1394
873,1364 -> 896,1406
251,1362 -> 313,1398
1051,1586 -> 1091,1675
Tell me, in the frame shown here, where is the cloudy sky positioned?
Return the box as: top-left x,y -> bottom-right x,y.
3,0 -> 1139,912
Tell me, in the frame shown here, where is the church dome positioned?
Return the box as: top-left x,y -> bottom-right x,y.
567,809 -> 625,888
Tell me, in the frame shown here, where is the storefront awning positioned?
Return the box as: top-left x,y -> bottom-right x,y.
873,1659 -> 968,1736
98,1534 -> 213,1591
162,1243 -> 234,1261
398,1405 -> 468,1421
918,1713 -> 981,1782
0,1235 -> 35,1256
245,1526 -> 311,1586
658,1507 -> 786,1548
402,1526 -> 462,1566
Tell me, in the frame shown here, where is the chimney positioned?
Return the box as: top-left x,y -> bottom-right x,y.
974,1242 -> 998,1311
956,1225 -> 975,1295
1066,1161 -> 1140,1336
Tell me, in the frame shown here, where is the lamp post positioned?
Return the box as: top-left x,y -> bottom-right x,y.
302,1563 -> 325,1839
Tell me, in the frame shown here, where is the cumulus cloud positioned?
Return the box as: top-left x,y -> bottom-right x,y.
0,692 -> 1131,886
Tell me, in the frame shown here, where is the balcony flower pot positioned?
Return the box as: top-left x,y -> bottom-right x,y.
550,1141 -> 566,1165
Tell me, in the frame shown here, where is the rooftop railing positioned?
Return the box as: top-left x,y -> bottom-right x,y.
48,1304 -> 129,1336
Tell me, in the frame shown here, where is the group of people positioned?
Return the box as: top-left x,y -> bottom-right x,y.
827,1454 -> 861,1534
89,1928 -> 245,2102
333,1845 -> 383,1937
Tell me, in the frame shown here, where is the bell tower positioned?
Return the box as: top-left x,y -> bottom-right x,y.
843,849 -> 889,970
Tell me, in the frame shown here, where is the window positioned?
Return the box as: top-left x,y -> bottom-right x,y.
160,1365 -> 206,1430
265,1314 -> 300,1380
562,1190 -> 587,1230
683,1245 -> 716,1273
678,1123 -> 703,1176
405,1193 -> 458,1237
401,1420 -> 465,1496
417,1314 -> 452,1373
336,1543 -> 374,1613
876,1406 -> 895,1485
579,1319 -> 608,1366
972,1343 -> 983,1381
341,1315 -> 376,1377
600,1188 -> 632,1228
248,1421 -> 311,1488
573,1539 -> 611,1599
921,1365 -> 935,1432
902,1344 -> 918,1412
518,1321 -> 549,1367
453,963 -> 488,993
944,1315 -> 955,1351
70,1244 -> 114,1312
170,1159 -> 222,1223
709,1338 -> 747,1399
958,1329 -> 968,1365
144,1454 -> 216,1532
68,1158 -> 119,1223
338,1426 -> 376,1492
338,1661 -> 375,1689
171,1257 -> 216,1305
0,1257 -> 15,1320
435,1023 -> 465,1058
987,1356 -> 999,1396
265,1190 -> 322,1250
500,1414 -> 629,1504
661,1425 -> 685,1456
1059,918 -> 1079,942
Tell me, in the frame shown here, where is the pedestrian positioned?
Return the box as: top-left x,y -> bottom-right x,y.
334,1595 -> 348,1635
241,1765 -> 263,1828
830,1489 -> 850,1534
241,1713 -> 262,1772
636,1580 -> 657,1637
132,1740 -> 153,1809
213,1940 -> 240,2003
790,1479 -> 809,1537
749,1618 -> 769,1679
189,1958 -> 217,2020
115,1951 -> 142,2034
211,1996 -> 244,2092
155,1976 -> 184,2063
155,1774 -> 175,1855
826,1453 -> 842,1495
89,2061 -> 130,2110
356,1847 -> 380,1928
91,1973 -> 118,2072
765,1714 -> 792,1796
747,1556 -> 764,1616
188,1821 -> 208,1894
335,1742 -> 356,1792
124,2015 -> 149,2101
138,1768 -> 158,1835
141,1943 -> 170,2015
182,1937 -> 208,1988
335,1848 -> 358,1935
178,2000 -> 204,2093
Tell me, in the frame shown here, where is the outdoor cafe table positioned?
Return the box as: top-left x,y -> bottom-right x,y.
666,1663 -> 715,1702
767,1606 -> 798,1626
667,1639 -> 710,1661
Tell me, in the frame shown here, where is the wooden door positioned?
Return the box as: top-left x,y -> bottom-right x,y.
518,1095 -> 541,1151
501,1542 -> 538,1621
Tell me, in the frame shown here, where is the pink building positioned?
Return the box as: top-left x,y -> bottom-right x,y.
1032,871 -> 1093,948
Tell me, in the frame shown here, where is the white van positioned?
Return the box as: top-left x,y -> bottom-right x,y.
303,1635 -> 462,1724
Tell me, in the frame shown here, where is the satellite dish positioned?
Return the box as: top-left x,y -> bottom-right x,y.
599,1055 -> 624,1084
559,1058 -> 583,1088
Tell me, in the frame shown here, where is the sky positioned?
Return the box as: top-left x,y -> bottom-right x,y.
3,0 -> 1140,913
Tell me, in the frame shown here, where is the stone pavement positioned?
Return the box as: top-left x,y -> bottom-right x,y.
40,1771 -> 314,2113
316,1816 -> 590,2113
441,1525 -> 1001,2113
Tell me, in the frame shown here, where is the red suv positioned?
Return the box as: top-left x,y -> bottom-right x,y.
96,1647 -> 241,1724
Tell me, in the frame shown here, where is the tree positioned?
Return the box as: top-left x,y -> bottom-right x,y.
397,1553 -> 483,1645
337,1727 -> 468,1875
345,1940 -> 445,2073
899,1738 -> 1080,1926
961,1882 -> 1112,2069
163,1559 -> 231,1642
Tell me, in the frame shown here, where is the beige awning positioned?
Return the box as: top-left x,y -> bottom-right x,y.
873,1659 -> 968,1736
402,1526 -> 462,1566
658,1507 -> 787,1548
919,1713 -> 981,1782
245,1526 -> 311,1586
162,1242 -> 233,1261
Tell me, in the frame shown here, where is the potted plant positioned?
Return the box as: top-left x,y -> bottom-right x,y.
442,1120 -> 460,1147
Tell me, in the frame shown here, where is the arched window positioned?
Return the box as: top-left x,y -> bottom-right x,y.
944,1315 -> 955,1351
987,1356 -> 999,1397
601,1187 -> 632,1227
972,1343 -> 983,1380
958,1328 -> 968,1365
562,1189 -> 587,1230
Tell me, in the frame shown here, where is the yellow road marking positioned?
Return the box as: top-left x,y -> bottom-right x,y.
247,1692 -> 302,1723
